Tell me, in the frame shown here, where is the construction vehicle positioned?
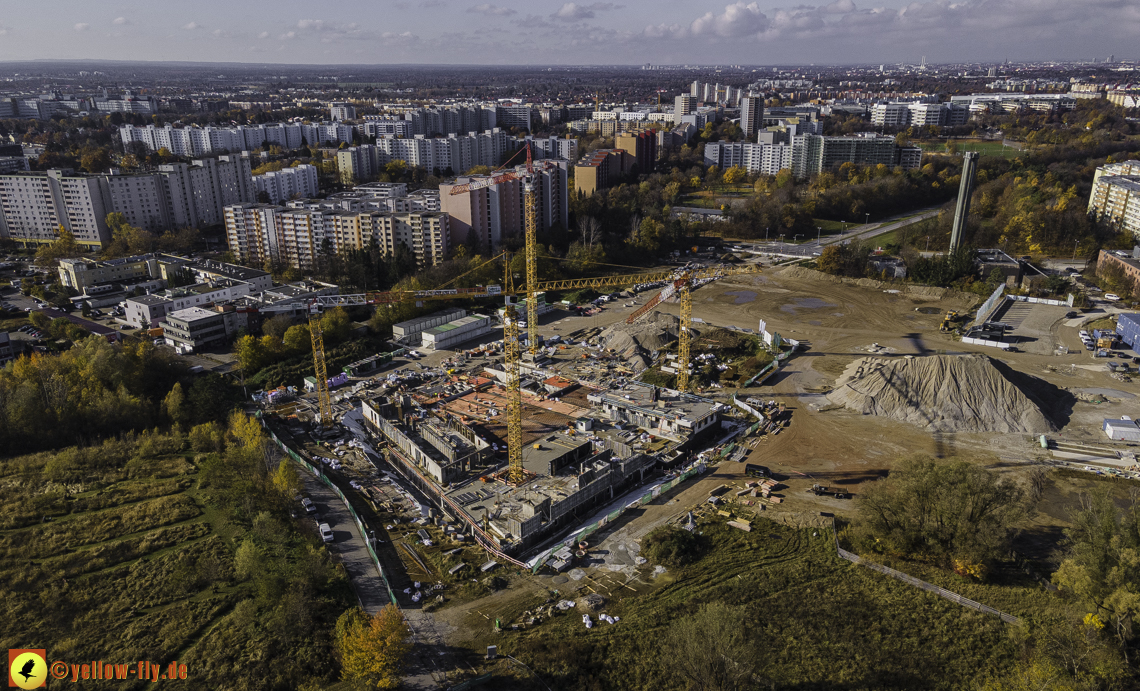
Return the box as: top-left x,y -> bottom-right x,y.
808,484 -> 851,499
939,311 -> 959,333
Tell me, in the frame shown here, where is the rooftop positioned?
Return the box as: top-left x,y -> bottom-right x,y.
168,306 -> 221,322
127,294 -> 174,306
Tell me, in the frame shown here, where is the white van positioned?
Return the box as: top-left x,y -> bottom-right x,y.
319,523 -> 334,543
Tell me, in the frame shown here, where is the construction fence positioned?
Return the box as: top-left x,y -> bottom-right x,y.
262,424 -> 401,609
528,463 -> 705,573
832,527 -> 1020,625
973,284 -> 1007,326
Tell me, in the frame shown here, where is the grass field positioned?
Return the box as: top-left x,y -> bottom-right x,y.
916,140 -> 1023,159
0,434 -> 354,690
454,517 -> 1028,690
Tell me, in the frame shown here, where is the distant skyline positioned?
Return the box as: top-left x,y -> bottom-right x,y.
0,0 -> 1135,66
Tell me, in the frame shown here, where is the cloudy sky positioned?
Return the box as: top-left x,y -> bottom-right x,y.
0,0 -> 1135,65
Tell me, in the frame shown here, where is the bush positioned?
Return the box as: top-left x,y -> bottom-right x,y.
643,525 -> 706,567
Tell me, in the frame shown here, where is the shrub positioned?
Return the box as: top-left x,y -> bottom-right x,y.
643,525 -> 707,567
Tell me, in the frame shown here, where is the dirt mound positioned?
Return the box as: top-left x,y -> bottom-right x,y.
599,312 -> 684,371
776,266 -> 952,300
826,354 -> 1056,433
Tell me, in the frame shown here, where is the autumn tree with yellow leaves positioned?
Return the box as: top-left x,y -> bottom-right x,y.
336,605 -> 412,689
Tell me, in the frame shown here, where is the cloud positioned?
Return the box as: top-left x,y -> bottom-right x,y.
297,19 -> 326,30
553,2 -> 619,21
468,4 -> 516,15
690,2 -> 769,38
182,22 -> 200,30
279,30 -> 297,40
420,0 -> 446,6
822,0 -> 856,13
212,29 -> 229,37
0,26 -> 8,36
258,31 -> 270,39
74,23 -> 90,32
112,17 -> 130,25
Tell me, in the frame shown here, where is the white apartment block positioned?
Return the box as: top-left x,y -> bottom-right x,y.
870,102 -> 970,128
0,155 -> 256,247
0,169 -> 113,248
439,159 -> 567,252
253,164 -> 319,204
704,142 -> 792,176
1089,161 -> 1140,238
336,129 -> 519,182
361,119 -> 414,139
224,204 -> 450,270
120,122 -> 351,157
527,135 -> 579,162
330,102 -> 357,122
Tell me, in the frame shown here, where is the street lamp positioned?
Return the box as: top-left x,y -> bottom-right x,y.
765,227 -> 769,241
865,212 -> 870,226
1072,240 -> 1080,262
794,234 -> 802,244
816,226 -> 822,243
779,234 -> 785,244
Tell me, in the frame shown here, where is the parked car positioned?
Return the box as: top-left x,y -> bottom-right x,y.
1105,293 -> 1122,302
319,523 -> 334,543
301,497 -> 317,514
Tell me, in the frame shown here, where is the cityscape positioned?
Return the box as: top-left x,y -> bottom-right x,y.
1,8 -> 1140,690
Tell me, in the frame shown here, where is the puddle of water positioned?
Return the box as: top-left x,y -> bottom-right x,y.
831,313 -> 845,317
780,297 -> 837,314
725,290 -> 757,304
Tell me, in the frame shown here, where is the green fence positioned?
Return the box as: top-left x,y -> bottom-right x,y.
528,464 -> 703,573
263,424 -> 400,609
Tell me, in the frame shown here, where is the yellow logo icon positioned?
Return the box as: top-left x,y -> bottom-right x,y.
8,650 -> 46,689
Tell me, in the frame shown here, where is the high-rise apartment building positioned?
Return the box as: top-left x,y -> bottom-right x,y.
330,102 -> 357,122
120,122 -> 352,157
0,155 -> 257,248
1088,161 -> 1140,238
739,95 -> 764,141
573,149 -> 631,197
252,164 -> 319,204
336,129 -> 520,182
674,95 -> 695,118
870,102 -> 969,127
704,133 -> 921,178
614,131 -> 658,173
224,204 -> 450,270
0,169 -> 112,248
440,159 -> 567,252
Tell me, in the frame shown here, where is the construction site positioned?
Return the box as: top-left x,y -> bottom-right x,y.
250,144 -> 1140,690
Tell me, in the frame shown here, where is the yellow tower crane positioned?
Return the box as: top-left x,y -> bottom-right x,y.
535,264 -> 762,392
308,308 -> 334,428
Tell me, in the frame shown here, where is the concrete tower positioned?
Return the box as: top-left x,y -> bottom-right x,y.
949,152 -> 980,254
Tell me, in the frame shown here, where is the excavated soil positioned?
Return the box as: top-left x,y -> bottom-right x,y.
827,353 -> 1057,433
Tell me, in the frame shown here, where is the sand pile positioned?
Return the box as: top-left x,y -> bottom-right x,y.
599,312 -> 685,371
826,354 -> 1056,433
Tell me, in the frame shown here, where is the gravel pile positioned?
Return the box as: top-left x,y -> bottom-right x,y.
827,354 -> 1056,433
598,312 -> 685,371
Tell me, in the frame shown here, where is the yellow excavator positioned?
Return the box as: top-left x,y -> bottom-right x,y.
940,311 -> 959,333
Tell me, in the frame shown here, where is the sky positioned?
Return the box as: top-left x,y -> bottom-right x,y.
0,0 -> 1136,66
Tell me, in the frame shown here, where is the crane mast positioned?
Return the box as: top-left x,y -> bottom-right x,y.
308,309 -> 333,428
523,143 -> 539,357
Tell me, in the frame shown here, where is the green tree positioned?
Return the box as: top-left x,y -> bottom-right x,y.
1053,491 -> 1140,659
336,605 -> 411,689
855,455 -> 1033,572
162,382 -> 187,427
235,334 -> 267,374
34,226 -> 84,266
272,460 -> 302,498
283,324 -> 312,354
665,602 -> 761,691
234,539 -> 264,581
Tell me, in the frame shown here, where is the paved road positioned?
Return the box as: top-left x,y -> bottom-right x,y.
298,468 -> 394,614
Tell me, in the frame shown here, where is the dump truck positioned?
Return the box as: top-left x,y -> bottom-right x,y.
808,484 -> 851,499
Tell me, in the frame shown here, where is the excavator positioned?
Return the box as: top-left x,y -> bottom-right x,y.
939,311 -> 960,333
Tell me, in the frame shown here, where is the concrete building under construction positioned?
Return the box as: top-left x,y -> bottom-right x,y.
358,373 -> 722,552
